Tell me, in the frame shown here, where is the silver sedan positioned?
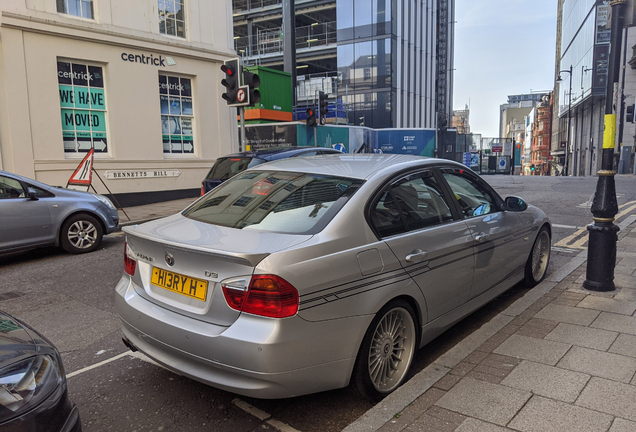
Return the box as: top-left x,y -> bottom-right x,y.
116,155 -> 550,400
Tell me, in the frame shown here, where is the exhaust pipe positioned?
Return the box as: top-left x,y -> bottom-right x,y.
122,337 -> 138,352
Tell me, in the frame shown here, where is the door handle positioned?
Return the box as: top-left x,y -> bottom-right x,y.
406,250 -> 428,262
474,233 -> 489,242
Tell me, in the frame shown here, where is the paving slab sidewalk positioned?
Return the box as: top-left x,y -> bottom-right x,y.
115,197 -> 197,229
343,220 -> 636,432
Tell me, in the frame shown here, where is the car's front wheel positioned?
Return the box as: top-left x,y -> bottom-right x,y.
524,226 -> 551,287
60,214 -> 103,254
352,300 -> 418,402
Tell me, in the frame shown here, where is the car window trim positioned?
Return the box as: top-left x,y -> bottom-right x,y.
365,166 -> 464,240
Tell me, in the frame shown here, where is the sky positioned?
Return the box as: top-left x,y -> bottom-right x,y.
453,0 -> 558,137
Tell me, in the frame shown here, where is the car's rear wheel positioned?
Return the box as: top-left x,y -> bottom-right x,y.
524,226 -> 551,287
352,300 -> 417,402
60,214 -> 103,254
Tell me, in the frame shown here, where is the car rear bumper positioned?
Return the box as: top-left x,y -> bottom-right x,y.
115,276 -> 369,399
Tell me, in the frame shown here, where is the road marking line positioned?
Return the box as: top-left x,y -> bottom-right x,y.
554,203 -> 636,249
555,227 -> 588,248
232,398 -> 302,432
616,203 -> 636,220
570,232 -> 589,249
66,352 -> 129,378
619,200 -> 636,209
552,224 -> 578,229
232,398 -> 271,421
267,419 -> 302,432
551,247 -> 577,253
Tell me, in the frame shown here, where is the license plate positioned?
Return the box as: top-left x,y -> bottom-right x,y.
151,267 -> 208,301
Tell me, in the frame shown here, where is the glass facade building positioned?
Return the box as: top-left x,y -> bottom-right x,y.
233,0 -> 453,129
555,0 -> 609,176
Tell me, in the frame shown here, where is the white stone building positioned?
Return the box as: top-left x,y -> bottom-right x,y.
0,0 -> 238,204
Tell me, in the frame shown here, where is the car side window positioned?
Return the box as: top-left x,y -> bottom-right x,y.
370,190 -> 408,237
442,172 -> 496,218
0,175 -> 25,199
370,172 -> 454,237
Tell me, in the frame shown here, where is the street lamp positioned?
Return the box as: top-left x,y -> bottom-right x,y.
557,65 -> 573,176
584,0 -> 626,292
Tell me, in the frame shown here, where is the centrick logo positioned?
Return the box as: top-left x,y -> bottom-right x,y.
121,52 -> 175,67
159,81 -> 185,92
58,70 -> 92,81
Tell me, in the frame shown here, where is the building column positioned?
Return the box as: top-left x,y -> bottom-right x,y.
0,27 -> 36,177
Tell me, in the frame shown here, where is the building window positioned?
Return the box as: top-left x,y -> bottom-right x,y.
160,75 -> 194,154
58,61 -> 108,154
159,0 -> 186,38
57,0 -> 94,19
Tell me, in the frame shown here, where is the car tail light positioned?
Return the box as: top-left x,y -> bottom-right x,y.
124,241 -> 137,276
201,182 -> 205,196
222,275 -> 298,318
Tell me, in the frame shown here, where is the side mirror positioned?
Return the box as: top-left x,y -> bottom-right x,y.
503,196 -> 527,212
27,188 -> 38,200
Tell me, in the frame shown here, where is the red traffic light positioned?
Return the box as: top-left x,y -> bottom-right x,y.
220,64 -> 235,76
307,108 -> 314,116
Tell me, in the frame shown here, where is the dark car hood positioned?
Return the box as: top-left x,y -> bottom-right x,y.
0,312 -> 37,369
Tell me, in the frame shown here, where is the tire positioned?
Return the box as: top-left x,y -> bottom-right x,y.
352,300 -> 418,402
524,226 -> 551,287
60,214 -> 103,254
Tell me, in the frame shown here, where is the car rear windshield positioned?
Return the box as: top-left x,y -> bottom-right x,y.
184,171 -> 364,234
205,157 -> 267,181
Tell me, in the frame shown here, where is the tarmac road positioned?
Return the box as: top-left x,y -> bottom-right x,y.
1,174 -> 635,431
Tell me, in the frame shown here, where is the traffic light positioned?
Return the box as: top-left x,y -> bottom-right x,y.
306,107 -> 316,127
221,59 -> 239,105
627,104 -> 635,123
242,69 -> 261,107
530,164 -> 535,171
319,91 -> 329,125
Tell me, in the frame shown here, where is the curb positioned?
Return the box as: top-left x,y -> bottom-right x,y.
341,242 -> 615,432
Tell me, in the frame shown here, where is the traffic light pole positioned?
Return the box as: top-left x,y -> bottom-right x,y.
584,0 -> 625,292
239,107 -> 246,152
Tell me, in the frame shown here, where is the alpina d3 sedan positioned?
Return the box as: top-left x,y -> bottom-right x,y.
116,155 -> 551,400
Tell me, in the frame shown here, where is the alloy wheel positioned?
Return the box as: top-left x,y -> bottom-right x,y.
367,307 -> 416,393
531,230 -> 550,282
67,220 -> 98,249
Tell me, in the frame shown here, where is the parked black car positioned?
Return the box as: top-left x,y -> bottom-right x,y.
0,312 -> 80,432
201,146 -> 343,194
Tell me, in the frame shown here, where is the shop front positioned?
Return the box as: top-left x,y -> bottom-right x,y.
0,11 -> 238,205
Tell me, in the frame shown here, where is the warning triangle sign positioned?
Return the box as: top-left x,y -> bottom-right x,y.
67,149 -> 94,191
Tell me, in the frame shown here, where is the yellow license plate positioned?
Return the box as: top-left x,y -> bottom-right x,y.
151,267 -> 208,301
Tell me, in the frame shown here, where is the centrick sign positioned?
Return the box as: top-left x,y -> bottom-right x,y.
121,52 -> 176,67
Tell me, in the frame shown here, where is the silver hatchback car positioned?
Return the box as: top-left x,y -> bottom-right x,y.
116,155 -> 550,400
